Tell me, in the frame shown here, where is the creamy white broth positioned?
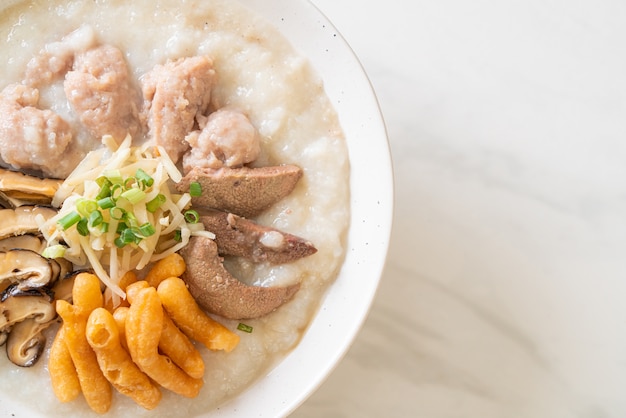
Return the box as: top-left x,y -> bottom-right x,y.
0,0 -> 349,416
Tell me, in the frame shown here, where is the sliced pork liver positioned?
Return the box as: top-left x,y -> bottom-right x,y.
176,164 -> 303,218
199,209 -> 316,264
180,236 -> 300,320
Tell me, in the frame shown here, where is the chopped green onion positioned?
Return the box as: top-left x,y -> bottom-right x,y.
115,228 -> 138,248
123,177 -> 136,190
104,169 -> 123,184
184,209 -> 200,224
146,194 -> 166,213
174,229 -> 182,242
42,245 -> 66,259
130,227 -> 144,240
97,196 -> 116,210
237,323 -> 253,333
88,210 -> 103,228
116,221 -> 128,234
123,211 -> 138,228
135,168 -> 154,188
57,211 -> 81,230
76,198 -> 98,217
111,183 -> 123,200
95,176 -> 109,187
100,222 -> 109,233
189,181 -> 202,197
109,206 -> 126,220
95,178 -> 113,200
76,217 -> 89,236
120,188 -> 146,205
138,222 -> 156,237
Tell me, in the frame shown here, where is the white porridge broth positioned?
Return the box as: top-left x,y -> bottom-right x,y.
0,0 -> 350,416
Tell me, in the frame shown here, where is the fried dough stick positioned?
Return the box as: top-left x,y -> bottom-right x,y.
56,273 -> 112,414
125,286 -> 203,398
86,307 -> 161,409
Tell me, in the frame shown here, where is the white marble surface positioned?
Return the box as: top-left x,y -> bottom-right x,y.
294,1 -> 626,417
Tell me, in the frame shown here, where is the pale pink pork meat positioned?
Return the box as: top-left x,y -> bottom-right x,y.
141,56 -> 215,163
0,83 -> 73,178
182,108 -> 261,173
64,44 -> 142,144
24,25 -> 97,87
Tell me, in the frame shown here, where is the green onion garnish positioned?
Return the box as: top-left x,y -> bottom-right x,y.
95,178 -> 113,200
120,188 -> 146,205
116,221 -> 128,234
104,169 -> 123,184
174,229 -> 182,242
123,177 -> 136,190
138,222 -> 156,237
124,211 -> 139,228
57,211 -> 81,230
76,199 -> 98,217
55,166 -> 176,254
146,194 -> 166,213
109,206 -> 126,220
98,196 -> 116,209
135,168 -> 154,188
95,176 -> 109,187
184,209 -> 200,224
41,244 -> 67,259
88,210 -> 103,228
189,181 -> 202,197
111,183 -> 123,200
76,217 -> 89,236
115,228 -> 138,248
130,227 -> 144,240
237,323 -> 253,333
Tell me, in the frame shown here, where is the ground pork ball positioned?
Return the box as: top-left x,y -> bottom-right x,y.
183,108 -> 260,173
0,83 -> 73,178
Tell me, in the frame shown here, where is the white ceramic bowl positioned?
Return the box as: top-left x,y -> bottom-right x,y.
208,2 -> 393,416
0,0 -> 393,416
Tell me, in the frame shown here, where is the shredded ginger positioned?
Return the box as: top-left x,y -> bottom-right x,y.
40,135 -> 214,304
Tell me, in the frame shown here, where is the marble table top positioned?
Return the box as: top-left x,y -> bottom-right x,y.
294,1 -> 626,417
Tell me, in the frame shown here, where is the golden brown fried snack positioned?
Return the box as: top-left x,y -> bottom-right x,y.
125,280 -> 150,304
56,273 -> 112,414
48,327 -> 81,403
157,277 -> 239,352
126,281 -> 204,378
86,307 -> 162,410
125,286 -> 203,398
112,306 -> 129,352
144,253 -> 186,288
159,313 -> 205,379
72,272 -> 105,314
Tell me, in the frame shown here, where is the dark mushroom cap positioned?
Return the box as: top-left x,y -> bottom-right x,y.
0,283 -> 56,331
0,249 -> 55,289
0,234 -> 45,253
0,206 -> 56,240
6,317 -> 52,367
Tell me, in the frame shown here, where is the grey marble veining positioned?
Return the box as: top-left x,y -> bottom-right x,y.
294,1 -> 626,417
